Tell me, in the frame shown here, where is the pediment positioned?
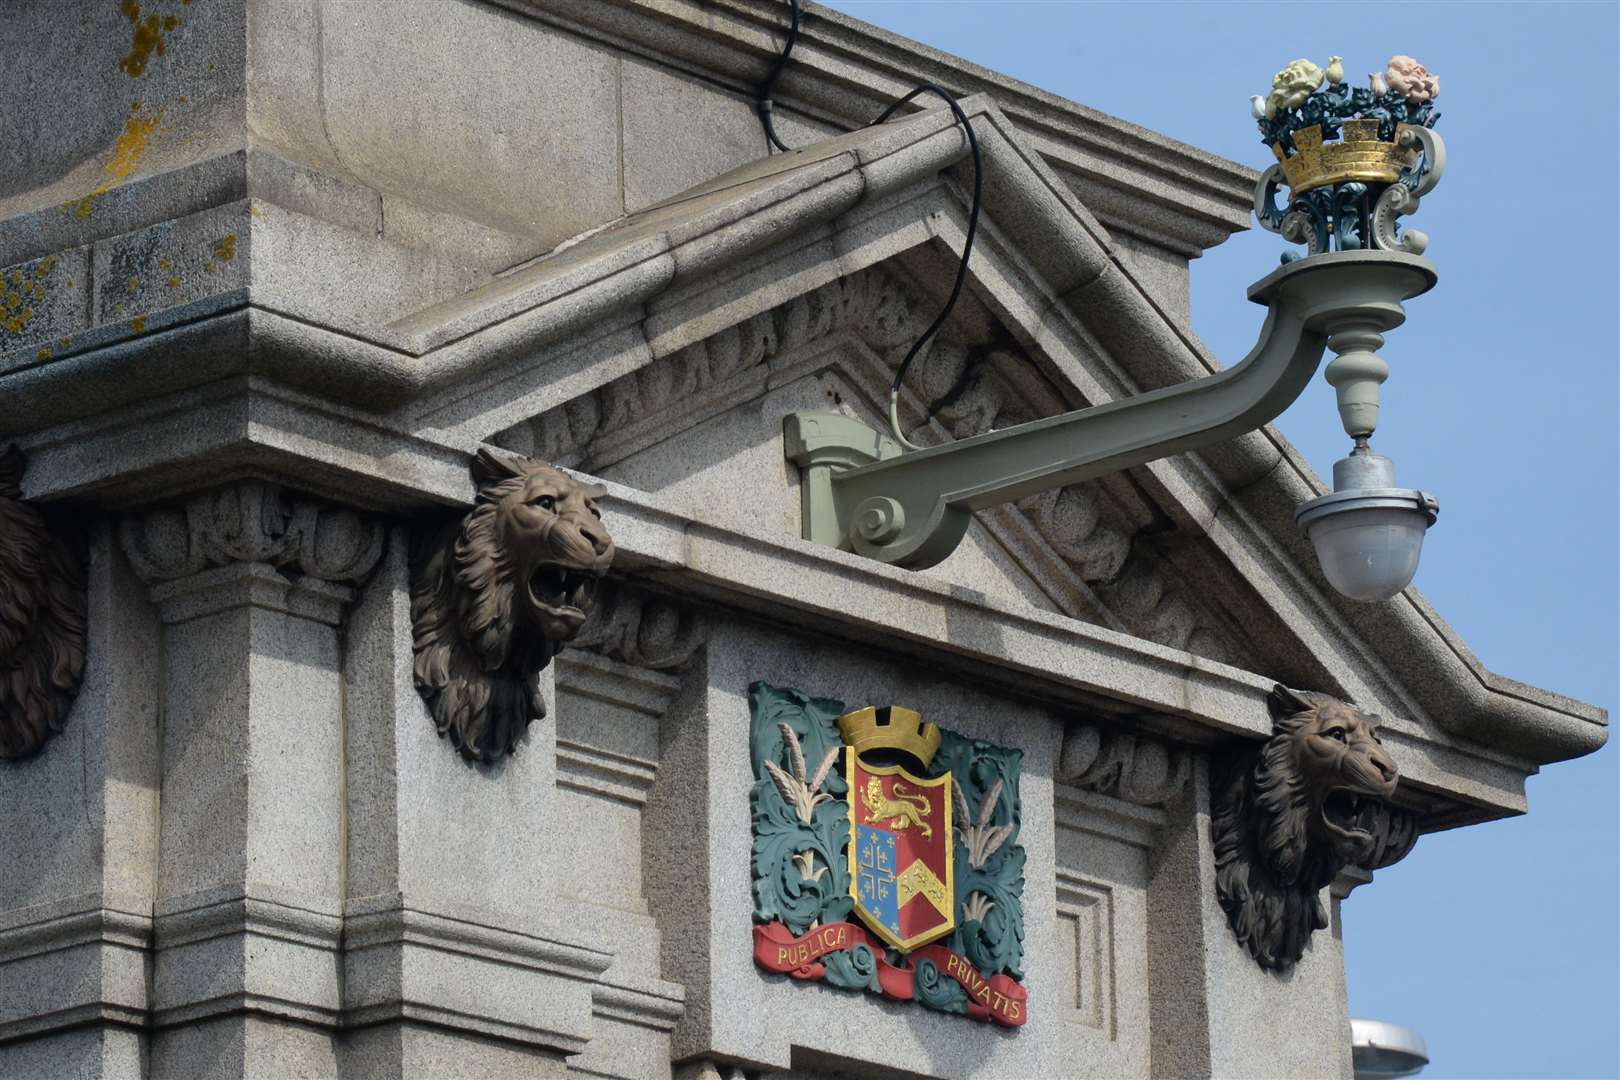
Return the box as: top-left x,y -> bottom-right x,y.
353,98 -> 1597,797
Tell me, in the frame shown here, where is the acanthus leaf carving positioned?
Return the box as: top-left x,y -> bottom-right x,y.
120,480 -> 385,584
0,444 -> 87,761
568,581 -> 706,671
1058,719 -> 1191,807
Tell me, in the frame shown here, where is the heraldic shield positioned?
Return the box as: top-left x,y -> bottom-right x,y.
839,707 -> 955,952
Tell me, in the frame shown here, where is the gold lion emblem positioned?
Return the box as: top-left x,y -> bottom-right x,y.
862,776 -> 934,840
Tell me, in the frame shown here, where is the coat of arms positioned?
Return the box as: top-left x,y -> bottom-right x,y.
749,683 -> 1027,1027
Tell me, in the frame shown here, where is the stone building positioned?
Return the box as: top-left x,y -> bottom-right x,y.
0,2 -> 1604,1079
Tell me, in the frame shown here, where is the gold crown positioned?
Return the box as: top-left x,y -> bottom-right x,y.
837,705 -> 941,767
1274,120 -> 1419,195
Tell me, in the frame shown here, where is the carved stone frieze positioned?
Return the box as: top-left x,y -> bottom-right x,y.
569,581 -> 706,671
0,445 -> 87,760
1058,719 -> 1192,807
512,265 -> 1253,668
1210,684 -> 1418,972
410,449 -> 615,763
120,480 -> 385,584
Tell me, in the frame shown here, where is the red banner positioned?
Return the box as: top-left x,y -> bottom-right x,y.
752,921 -> 1027,1027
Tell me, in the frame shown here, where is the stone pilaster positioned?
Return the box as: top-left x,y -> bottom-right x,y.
119,481 -> 382,1079
0,522 -> 160,1080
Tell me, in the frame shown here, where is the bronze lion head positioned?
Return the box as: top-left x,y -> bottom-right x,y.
410,448 -> 613,762
1211,684 -> 1415,971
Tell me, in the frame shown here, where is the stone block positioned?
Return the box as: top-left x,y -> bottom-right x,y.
315,1 -> 623,252
341,1020 -> 568,1080
623,59 -> 774,213
150,1014 -> 339,1080
91,200 -> 250,333
0,247 -> 90,365
0,1024 -> 147,1080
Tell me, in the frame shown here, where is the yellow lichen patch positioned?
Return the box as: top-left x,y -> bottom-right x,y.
130,315 -> 148,333
119,0 -> 180,78
212,234 -> 237,263
128,276 -> 140,293
35,256 -> 57,278
167,276 -> 180,289
67,106 -> 161,221
37,346 -> 53,362
3,308 -> 33,335
58,337 -> 73,349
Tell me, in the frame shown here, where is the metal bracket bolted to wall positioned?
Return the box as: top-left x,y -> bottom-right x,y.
784,249 -> 1437,570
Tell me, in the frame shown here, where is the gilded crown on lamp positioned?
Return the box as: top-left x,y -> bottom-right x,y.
837,705 -> 941,767
1250,54 -> 1445,257
1274,120 -> 1419,196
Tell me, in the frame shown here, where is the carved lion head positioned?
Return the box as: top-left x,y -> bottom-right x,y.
0,445 -> 87,760
1211,684 -> 1412,971
410,448 -> 613,762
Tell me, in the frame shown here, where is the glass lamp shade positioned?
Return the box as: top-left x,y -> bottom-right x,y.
1296,451 -> 1439,603
1301,503 -> 1432,601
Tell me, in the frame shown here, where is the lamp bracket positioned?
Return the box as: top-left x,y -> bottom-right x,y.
784,250 -> 1436,569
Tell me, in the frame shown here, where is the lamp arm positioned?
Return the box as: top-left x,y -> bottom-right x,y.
784,250 -> 1437,569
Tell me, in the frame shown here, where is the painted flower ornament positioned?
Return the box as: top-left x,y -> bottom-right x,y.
1266,58 -> 1325,116
1384,55 -> 1439,104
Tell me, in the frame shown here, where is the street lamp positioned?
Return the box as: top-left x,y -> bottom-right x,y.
784,53 -> 1447,604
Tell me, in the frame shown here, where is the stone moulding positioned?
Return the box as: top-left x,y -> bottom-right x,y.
1211,684 -> 1419,971
0,444 -> 88,761
410,448 -> 615,762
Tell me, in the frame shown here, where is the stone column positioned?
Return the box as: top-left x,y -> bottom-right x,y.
119,482 -> 383,1079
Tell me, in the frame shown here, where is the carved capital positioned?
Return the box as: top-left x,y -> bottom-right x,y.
1210,684 -> 1418,972
0,445 -> 88,760
410,449 -> 615,763
1058,720 -> 1191,807
120,481 -> 384,585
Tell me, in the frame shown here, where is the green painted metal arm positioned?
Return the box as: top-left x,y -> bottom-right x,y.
785,250 -> 1436,569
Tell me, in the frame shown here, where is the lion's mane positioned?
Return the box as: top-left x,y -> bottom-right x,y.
409,450 -> 610,763
1211,684 -> 1406,971
0,445 -> 87,760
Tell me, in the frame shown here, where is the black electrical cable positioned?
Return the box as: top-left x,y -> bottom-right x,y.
754,4 -> 984,448
756,0 -> 801,153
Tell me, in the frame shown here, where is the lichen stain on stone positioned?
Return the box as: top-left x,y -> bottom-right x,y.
118,0 -> 183,79
67,106 -> 161,220
36,346 -> 53,362
128,276 -> 140,294
130,315 -> 148,333
206,233 -> 237,272
1,265 -> 40,336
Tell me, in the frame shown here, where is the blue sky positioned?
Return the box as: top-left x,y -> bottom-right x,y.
820,3 -> 1619,1076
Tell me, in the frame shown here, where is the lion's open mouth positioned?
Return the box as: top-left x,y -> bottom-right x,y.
528,564 -> 599,618
1321,787 -> 1380,843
